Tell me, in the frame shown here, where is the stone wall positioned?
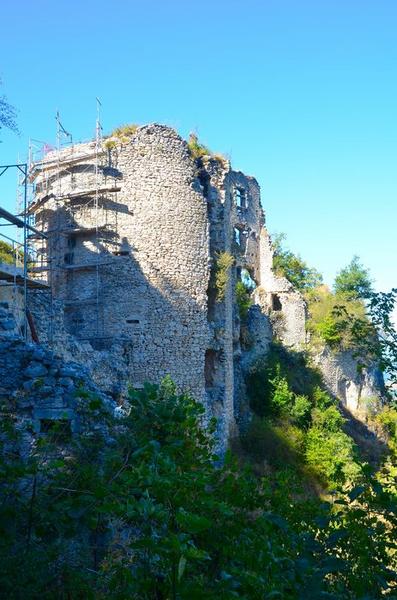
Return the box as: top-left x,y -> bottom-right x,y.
31,126 -> 211,410
27,122 -> 385,448
0,310 -> 116,459
29,125 -> 275,448
257,228 -> 307,348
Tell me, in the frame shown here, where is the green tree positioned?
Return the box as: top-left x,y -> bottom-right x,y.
367,288 -> 397,391
272,233 -> 323,291
334,255 -> 373,299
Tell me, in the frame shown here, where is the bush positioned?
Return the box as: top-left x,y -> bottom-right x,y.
271,371 -> 294,414
187,133 -> 211,159
290,395 -> 312,427
0,240 -> 16,265
107,123 -> 139,144
1,379 -> 397,598
241,417 -> 305,468
235,280 -> 253,320
306,284 -> 374,354
305,426 -> 361,487
211,251 -> 234,301
311,405 -> 345,432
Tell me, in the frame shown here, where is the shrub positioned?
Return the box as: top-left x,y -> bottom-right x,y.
107,123 -> 139,144
212,251 -> 234,301
290,395 -> 312,427
311,405 -> 345,432
305,426 -> 361,487
306,284 -> 374,354
271,371 -> 294,414
312,386 -> 335,410
235,280 -> 253,320
375,407 -> 397,439
0,240 -> 16,265
187,133 -> 211,159
241,417 -> 305,468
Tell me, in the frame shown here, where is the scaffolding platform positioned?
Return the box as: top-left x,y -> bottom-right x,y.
28,186 -> 121,213
0,263 -> 49,289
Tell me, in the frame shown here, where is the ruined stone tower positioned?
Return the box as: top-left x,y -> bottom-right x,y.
27,124 -> 306,444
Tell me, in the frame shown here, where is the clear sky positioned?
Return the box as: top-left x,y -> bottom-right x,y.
0,0 -> 396,292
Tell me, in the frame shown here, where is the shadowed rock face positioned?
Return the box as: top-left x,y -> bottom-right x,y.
0,327 -> 116,460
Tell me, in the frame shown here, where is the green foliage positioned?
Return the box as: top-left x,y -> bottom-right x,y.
241,416 -> 306,468
305,426 -> 361,487
245,344 -> 361,489
272,233 -> 323,291
187,132 -> 211,159
211,251 -> 234,301
306,284 -> 376,355
235,279 -> 253,320
2,381 -> 397,598
367,288 -> 397,390
290,394 -> 312,427
107,123 -> 139,144
0,239 -> 17,265
246,342 -> 323,417
334,255 -> 373,300
271,369 -> 295,413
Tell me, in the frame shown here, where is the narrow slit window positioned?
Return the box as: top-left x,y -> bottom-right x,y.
234,227 -> 241,246
126,318 -> 140,324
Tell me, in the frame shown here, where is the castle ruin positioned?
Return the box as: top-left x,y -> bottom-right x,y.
12,123 -> 381,448
25,124 -> 307,443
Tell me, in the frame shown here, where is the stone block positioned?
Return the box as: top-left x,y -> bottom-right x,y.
24,363 -> 48,379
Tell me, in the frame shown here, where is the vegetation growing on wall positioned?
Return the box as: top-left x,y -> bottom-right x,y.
235,279 -> 253,320
187,133 -> 226,164
211,251 -> 234,301
187,132 -> 210,159
105,123 -> 139,147
0,239 -> 17,265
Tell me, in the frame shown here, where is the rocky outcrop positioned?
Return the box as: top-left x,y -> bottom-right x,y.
315,346 -> 384,416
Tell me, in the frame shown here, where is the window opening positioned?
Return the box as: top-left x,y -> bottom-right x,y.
234,227 -> 241,246
234,187 -> 247,208
272,294 -> 282,311
241,268 -> 256,290
64,252 -> 74,265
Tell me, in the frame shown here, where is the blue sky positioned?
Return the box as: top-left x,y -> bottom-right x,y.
0,0 -> 396,292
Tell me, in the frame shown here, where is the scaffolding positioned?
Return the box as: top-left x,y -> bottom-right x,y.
0,163 -> 49,340
27,102 -> 120,342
